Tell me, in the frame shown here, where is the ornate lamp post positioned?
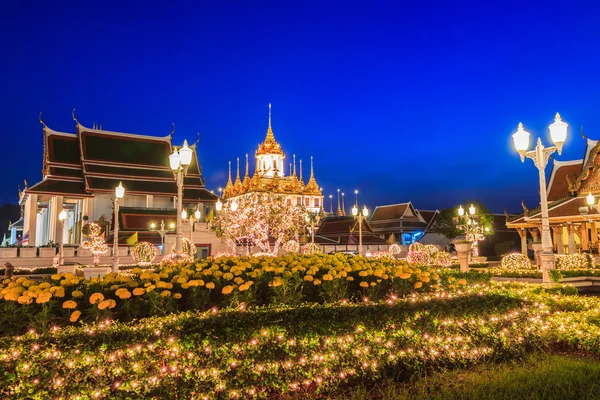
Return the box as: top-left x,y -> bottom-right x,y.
58,209 -> 67,266
352,205 -> 369,255
512,113 -> 568,283
150,220 -> 175,252
112,182 -> 125,272
305,211 -> 322,244
169,141 -> 193,255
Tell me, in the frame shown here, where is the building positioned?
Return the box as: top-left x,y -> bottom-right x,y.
222,105 -> 323,213
368,202 -> 440,245
19,112 -> 218,254
506,133 -> 600,255
313,215 -> 388,253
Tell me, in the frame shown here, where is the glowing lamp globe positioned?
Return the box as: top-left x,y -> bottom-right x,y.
58,209 -> 67,222
169,149 -> 181,170
587,192 -> 595,206
151,223 -> 156,229
549,113 -> 568,155
179,140 -> 193,166
351,205 -> 358,216
169,223 -> 175,229
469,204 -> 476,215
181,209 -> 187,220
512,122 -> 530,161
194,209 -> 201,220
305,214 -> 310,222
458,205 -> 465,217
115,182 -> 125,199
362,206 -> 369,217
215,199 -> 223,212
230,201 -> 238,212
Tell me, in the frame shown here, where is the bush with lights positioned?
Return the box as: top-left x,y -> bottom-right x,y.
131,242 -> 158,265
500,253 -> 533,270
554,253 -> 594,270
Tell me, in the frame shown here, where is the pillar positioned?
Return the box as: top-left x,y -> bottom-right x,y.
568,223 -> 575,254
146,195 -> 154,208
518,228 -> 528,255
592,222 -> 598,254
553,226 -> 564,255
581,222 -> 589,251
24,194 -> 38,246
52,196 -> 64,245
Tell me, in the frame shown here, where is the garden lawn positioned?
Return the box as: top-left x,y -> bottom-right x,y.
330,354 -> 600,400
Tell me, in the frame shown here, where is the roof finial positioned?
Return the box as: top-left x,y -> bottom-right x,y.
299,159 -> 303,183
72,108 -> 79,125
193,132 -> 200,146
310,156 -> 314,178
169,123 -> 176,137
228,161 -> 232,184
236,157 -> 240,181
289,162 -> 292,177
293,154 -> 297,177
245,154 -> 249,178
581,126 -> 589,140
268,103 -> 272,129
337,189 -> 342,216
39,112 -> 47,130
342,192 -> 346,216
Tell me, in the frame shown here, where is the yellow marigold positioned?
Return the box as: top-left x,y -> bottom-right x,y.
223,272 -> 234,281
313,279 -> 322,286
89,292 -> 104,305
70,310 -> 81,323
51,274 -> 62,281
181,283 -> 190,289
36,292 -> 52,304
97,300 -> 110,310
173,293 -> 182,299
233,277 -> 244,285
432,273 -> 440,280
160,290 -> 171,297
17,295 -> 32,304
398,273 -> 411,280
421,271 -> 430,277
448,276 -> 456,282
62,300 -> 77,309
4,292 -> 20,301
303,275 -> 314,282
414,281 -> 423,289
133,288 -> 145,296
117,290 -> 132,299
322,274 -> 333,281
188,280 -> 205,287
457,279 -> 467,286
177,277 -> 188,284
50,286 -> 65,298
110,285 -> 121,291
39,282 -> 51,289
146,285 -> 156,293
420,277 -> 430,283
238,283 -> 249,292
346,276 -> 354,281
359,271 -> 368,277
432,284 -> 440,289
359,281 -> 369,288
206,282 -> 215,290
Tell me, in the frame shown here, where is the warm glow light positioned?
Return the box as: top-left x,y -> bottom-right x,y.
549,113 -> 568,146
230,201 -> 238,212
458,205 -> 465,217
469,204 -> 476,215
194,209 -> 201,220
362,206 -> 368,217
169,223 -> 175,229
216,199 -> 223,212
169,149 -> 181,171
151,223 -> 156,229
512,122 -> 530,152
179,140 -> 193,166
587,192 -> 595,206
181,210 -> 187,220
351,205 -> 358,216
58,209 -> 67,221
115,182 -> 125,199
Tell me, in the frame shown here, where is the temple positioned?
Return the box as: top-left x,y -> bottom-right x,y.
506,133 -> 600,255
18,111 -> 218,250
368,203 -> 440,245
222,105 -> 324,213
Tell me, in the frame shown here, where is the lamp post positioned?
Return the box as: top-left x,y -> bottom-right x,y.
169,140 -> 193,255
150,220 -> 175,253
305,211 -> 321,244
112,182 -> 125,273
352,205 -> 369,255
58,209 -> 67,266
512,113 -> 568,283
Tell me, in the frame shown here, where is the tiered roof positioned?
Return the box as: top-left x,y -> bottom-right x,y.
27,113 -> 217,203
369,202 -> 430,233
314,216 -> 386,245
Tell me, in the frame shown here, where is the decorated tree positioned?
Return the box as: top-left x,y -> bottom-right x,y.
81,223 -> 108,265
211,193 -> 307,255
171,238 -> 197,257
131,242 -> 158,265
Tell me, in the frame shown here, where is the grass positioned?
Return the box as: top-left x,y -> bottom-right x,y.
327,354 -> 600,400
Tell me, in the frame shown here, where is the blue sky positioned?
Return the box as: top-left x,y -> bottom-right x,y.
1,0 -> 599,213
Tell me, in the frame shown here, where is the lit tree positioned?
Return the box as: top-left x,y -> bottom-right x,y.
81,223 -> 108,266
211,193 -> 307,254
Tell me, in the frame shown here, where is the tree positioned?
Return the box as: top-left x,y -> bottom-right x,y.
435,201 -> 495,239
211,193 -> 307,255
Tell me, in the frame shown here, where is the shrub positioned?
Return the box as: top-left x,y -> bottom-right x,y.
302,243 -> 321,255
389,243 -> 402,255
500,253 -> 533,270
282,239 -> 300,254
432,251 -> 453,267
554,253 -> 594,270
131,242 -> 158,264
407,250 -> 430,266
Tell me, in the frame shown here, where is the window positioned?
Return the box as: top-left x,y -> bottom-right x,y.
314,198 -> 320,207
297,197 -> 301,206
305,197 -> 310,207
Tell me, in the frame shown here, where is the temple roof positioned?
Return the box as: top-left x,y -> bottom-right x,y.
370,202 -> 424,222
547,159 -> 582,201
314,216 -> 385,245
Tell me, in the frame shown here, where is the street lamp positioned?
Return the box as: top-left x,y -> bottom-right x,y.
58,209 -> 67,266
230,200 -> 238,212
305,212 -> 322,244
170,140 -> 193,255
150,220 -> 174,253
512,113 -> 568,283
112,182 -> 125,272
352,204 -> 369,255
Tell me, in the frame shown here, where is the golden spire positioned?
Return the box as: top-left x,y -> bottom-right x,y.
337,189 -> 342,216
304,156 -> 321,195
299,159 -> 304,186
293,154 -> 297,177
223,161 -> 234,198
256,103 -> 284,156
234,157 -> 242,194
242,153 -> 250,190
289,162 -> 292,177
342,192 -> 346,216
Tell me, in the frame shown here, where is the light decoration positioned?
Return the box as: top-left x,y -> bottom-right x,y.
210,193 -> 307,255
160,253 -> 193,267
432,251 -> 453,268
554,253 -> 594,270
406,250 -> 430,266
81,223 -> 108,266
302,243 -> 321,255
388,244 -> 402,256
0,282 -> 596,398
500,253 -> 533,270
282,240 -> 300,254
131,242 -> 158,265
170,238 -> 197,258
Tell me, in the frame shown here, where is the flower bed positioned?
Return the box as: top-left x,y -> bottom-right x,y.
0,282 -> 597,399
0,254 -> 467,335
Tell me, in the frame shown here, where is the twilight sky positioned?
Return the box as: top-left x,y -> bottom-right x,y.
1,0 -> 599,213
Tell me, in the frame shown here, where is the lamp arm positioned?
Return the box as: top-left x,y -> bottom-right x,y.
524,140 -> 556,171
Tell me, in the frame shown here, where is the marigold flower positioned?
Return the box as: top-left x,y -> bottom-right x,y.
4,292 -> 20,301
414,281 -> 423,289
205,282 -> 215,289
303,275 -> 314,282
97,300 -> 111,310
62,300 -> 77,309
70,310 -> 81,323
222,285 -> 234,295
160,290 -> 171,297
313,279 -> 322,286
118,290 -> 132,299
173,293 -> 182,299
457,279 -> 467,286
36,292 -> 52,304
133,288 -> 145,296
322,274 -> 333,281
71,290 -> 83,298
238,283 -> 249,292
50,286 -> 65,298
17,295 -> 32,304
346,276 -> 354,281
89,293 -> 104,305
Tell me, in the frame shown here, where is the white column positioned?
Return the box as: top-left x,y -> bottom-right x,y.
146,195 -> 154,208
568,223 -> 575,254
53,196 -> 64,245
24,194 -> 38,246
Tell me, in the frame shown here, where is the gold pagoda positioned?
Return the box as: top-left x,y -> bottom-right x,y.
223,104 -> 323,212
